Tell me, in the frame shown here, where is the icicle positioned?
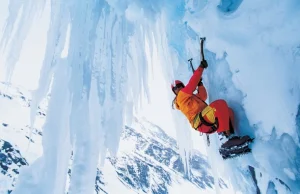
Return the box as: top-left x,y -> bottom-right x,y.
28,0 -> 70,152
66,1 -> 105,193
13,58 -> 72,194
0,0 -> 46,82
0,0 -> 22,51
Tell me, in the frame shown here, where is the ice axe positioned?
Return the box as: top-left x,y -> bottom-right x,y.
188,58 -> 203,86
187,37 -> 206,72
188,58 -> 195,72
188,58 -> 202,84
199,37 -> 206,61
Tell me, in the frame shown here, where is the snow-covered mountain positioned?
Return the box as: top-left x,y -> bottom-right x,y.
0,82 -> 230,194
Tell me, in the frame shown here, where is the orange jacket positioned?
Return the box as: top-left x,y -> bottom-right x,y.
175,67 -> 207,125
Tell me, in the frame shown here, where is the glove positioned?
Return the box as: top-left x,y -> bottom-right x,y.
198,78 -> 203,86
200,60 -> 208,69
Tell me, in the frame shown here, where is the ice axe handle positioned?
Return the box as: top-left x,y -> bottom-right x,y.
200,37 -> 206,61
188,58 -> 195,72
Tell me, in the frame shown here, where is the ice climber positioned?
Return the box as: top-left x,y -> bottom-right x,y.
171,38 -> 253,159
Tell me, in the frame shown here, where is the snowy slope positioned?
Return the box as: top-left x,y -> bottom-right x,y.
0,82 -> 231,194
